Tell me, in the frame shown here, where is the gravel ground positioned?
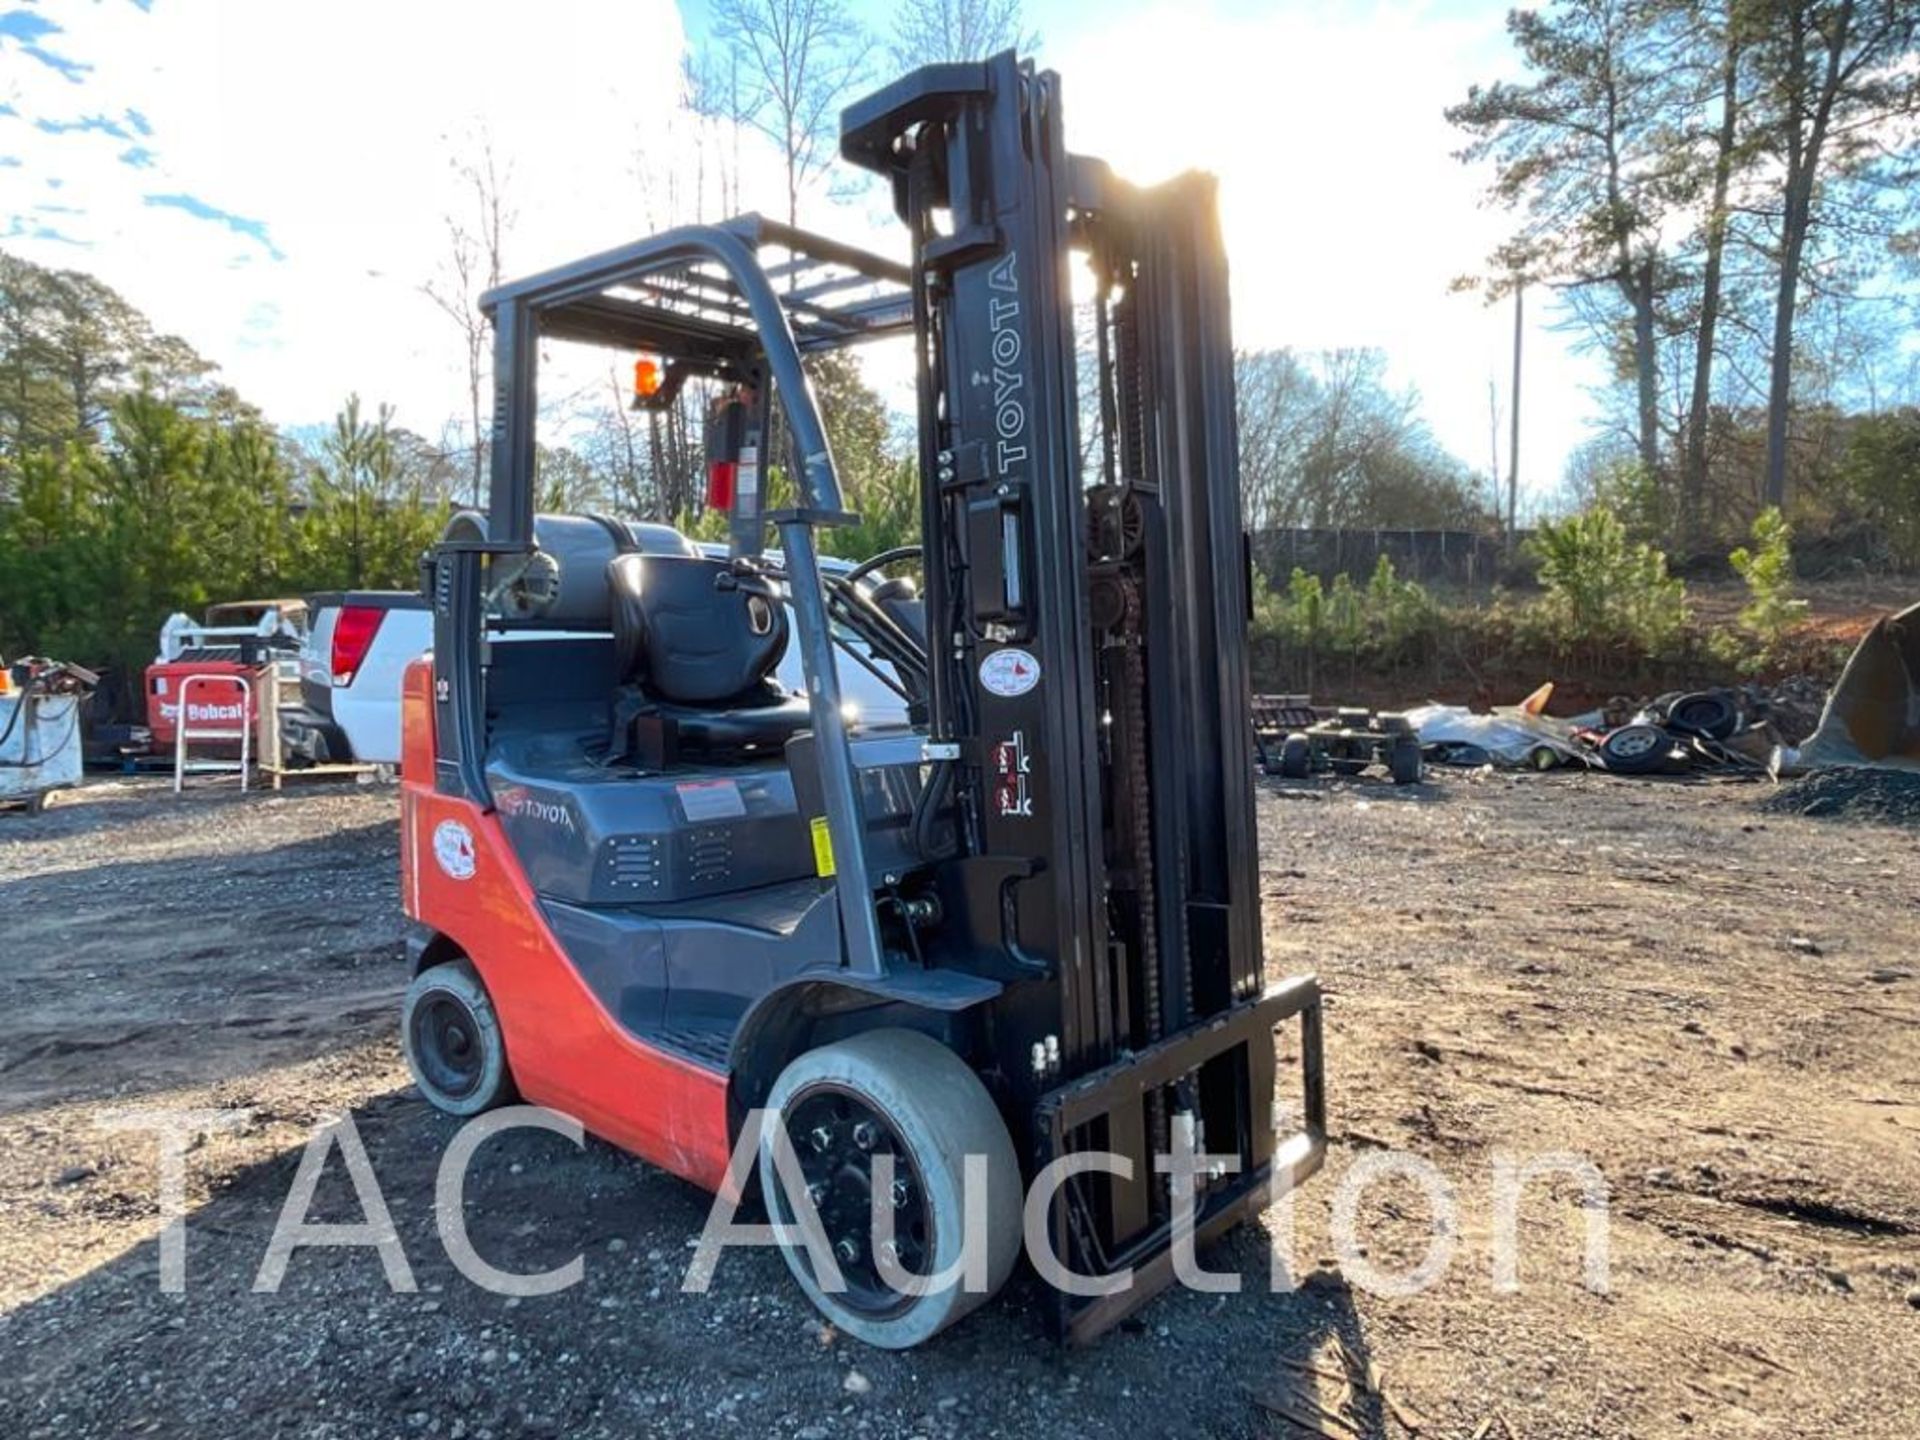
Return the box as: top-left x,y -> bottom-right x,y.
1762,767 -> 1920,830
1,770 -> 1917,1439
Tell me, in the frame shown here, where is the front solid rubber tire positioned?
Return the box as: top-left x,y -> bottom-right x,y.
402,958 -> 516,1117
759,1029 -> 1022,1349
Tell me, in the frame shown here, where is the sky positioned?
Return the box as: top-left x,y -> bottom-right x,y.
0,0 -> 1607,507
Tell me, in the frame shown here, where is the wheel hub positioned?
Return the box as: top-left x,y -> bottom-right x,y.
1613,729 -> 1659,757
781,1087 -> 933,1317
411,994 -> 484,1099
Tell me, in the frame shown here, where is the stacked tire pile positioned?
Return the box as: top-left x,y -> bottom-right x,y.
1591,689 -> 1753,776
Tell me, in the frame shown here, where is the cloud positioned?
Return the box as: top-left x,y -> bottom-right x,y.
34,113 -> 130,138
143,192 -> 280,257
5,215 -> 85,245
0,8 -> 91,83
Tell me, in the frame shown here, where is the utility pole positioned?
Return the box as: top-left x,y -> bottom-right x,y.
1506,278 -> 1524,555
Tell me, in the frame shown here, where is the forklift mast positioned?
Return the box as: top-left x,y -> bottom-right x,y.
846,57 -> 1268,1082
846,54 -> 1322,1336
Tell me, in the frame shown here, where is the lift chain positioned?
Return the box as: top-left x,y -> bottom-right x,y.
1110,569 -> 1172,1221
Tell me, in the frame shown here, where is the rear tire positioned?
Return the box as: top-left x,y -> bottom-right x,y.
759,1029 -> 1022,1350
1388,738 -> 1422,785
1279,734 -> 1312,779
402,958 -> 515,1117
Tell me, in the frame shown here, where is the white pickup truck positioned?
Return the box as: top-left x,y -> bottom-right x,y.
293,590 -> 432,766
297,555 -> 910,766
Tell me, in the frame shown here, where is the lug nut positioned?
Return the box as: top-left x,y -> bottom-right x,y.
851,1120 -> 879,1150
806,1182 -> 828,1208
834,1237 -> 860,1265
810,1125 -> 834,1153
891,1177 -> 911,1209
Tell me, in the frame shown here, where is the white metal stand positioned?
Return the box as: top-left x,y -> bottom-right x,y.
173,673 -> 251,793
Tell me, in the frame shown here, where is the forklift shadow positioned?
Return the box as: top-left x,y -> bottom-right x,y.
2,1083 -> 736,1433
986,1218 -> 1389,1438
7,1081 -> 1385,1436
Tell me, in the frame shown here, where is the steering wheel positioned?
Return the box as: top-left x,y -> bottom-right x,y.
841,545 -> 923,588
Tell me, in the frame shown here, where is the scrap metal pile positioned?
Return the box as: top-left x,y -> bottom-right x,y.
1262,598 -> 1917,785
1409,683 -> 1802,777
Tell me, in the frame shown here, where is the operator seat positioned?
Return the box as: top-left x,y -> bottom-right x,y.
605,552 -> 813,761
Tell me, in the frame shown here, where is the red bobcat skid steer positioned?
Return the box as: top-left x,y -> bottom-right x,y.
145,599 -> 307,755
398,51 -> 1326,1347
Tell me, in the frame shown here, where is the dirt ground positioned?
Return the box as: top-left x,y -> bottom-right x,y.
1,769 -> 1916,1439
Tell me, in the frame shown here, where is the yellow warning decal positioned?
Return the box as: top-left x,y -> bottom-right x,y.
810,815 -> 836,877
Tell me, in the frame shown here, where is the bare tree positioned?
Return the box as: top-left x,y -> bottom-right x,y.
1449,0 -> 1691,491
422,135 -> 513,508
1745,0 -> 1919,508
1235,349 -> 1487,532
1675,0 -> 1753,545
708,0 -> 873,228
889,0 -> 1035,68
680,48 -> 749,220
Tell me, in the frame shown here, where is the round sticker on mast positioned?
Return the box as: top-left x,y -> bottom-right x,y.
979,647 -> 1041,697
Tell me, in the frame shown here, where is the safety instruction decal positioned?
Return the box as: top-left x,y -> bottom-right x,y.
991,730 -> 1033,819
810,815 -> 836,878
678,779 -> 748,822
979,647 -> 1040,698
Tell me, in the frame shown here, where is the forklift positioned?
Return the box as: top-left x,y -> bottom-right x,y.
398,50 -> 1326,1348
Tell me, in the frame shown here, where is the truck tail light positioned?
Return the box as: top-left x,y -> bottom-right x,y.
331,605 -> 385,686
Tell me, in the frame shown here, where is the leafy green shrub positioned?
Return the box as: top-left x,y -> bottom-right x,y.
1248,558 -> 1442,691
1525,506 -> 1687,657
673,505 -> 730,545
1364,554 -> 1440,661
1728,507 -> 1806,656
1266,567 -> 1325,650
1323,573 -> 1365,657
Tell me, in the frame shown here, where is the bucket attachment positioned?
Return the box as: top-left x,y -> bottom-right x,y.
1797,601 -> 1920,772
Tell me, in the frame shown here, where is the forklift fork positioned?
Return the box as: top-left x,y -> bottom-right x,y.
1037,975 -> 1327,1342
